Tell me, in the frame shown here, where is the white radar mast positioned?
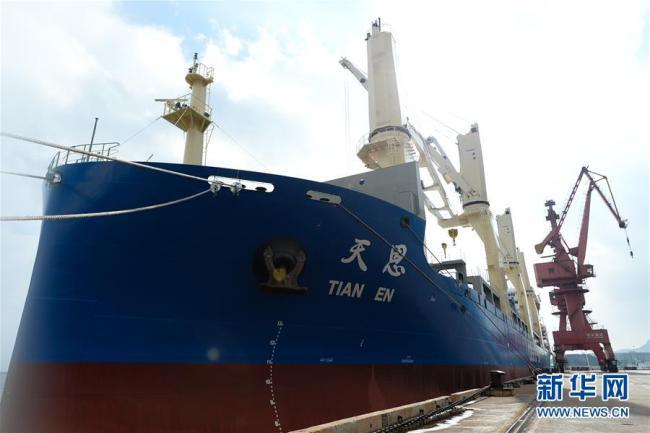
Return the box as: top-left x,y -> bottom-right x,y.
157,53 -> 214,165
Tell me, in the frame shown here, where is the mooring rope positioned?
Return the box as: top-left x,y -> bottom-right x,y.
0,170 -> 49,181
1,188 -> 212,222
0,132 -> 220,187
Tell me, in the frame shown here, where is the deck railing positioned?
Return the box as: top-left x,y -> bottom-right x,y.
49,142 -> 120,171
162,92 -> 213,120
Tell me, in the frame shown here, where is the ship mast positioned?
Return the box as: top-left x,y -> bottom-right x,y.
158,53 -> 214,165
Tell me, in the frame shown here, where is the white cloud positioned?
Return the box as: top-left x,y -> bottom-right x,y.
1,2 -> 192,369
201,24 -> 369,179
369,0 -> 649,350
221,29 -> 242,56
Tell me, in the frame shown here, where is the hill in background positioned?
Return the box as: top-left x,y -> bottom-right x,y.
618,339 -> 650,353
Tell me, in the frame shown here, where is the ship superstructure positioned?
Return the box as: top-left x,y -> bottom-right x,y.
1,19 -> 550,433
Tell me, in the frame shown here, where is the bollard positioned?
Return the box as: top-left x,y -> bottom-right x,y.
487,370 -> 514,397
490,370 -> 506,389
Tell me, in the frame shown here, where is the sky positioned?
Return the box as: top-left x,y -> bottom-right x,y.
1,0 -> 648,370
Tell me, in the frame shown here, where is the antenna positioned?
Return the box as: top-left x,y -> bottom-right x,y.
87,117 -> 99,162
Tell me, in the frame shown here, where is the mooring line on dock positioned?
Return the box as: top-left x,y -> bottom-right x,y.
375,386 -> 489,433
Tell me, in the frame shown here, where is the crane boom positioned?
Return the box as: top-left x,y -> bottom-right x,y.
339,57 -> 368,90
582,169 -> 628,228
535,167 -> 629,255
575,185 -> 594,268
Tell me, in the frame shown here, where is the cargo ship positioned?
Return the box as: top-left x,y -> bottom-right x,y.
1,19 -> 550,433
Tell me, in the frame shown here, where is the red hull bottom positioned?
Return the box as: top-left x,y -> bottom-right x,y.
1,363 -> 530,433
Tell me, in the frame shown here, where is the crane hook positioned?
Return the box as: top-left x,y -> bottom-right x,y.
624,228 -> 633,258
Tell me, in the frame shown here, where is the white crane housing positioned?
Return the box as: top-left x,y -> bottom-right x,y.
340,19 -> 542,336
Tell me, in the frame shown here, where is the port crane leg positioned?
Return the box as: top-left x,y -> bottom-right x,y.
554,348 -> 567,373
590,344 -> 608,371
602,342 -> 618,372
587,342 -> 616,372
558,310 -> 567,332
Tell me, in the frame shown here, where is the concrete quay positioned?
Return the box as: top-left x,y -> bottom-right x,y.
410,371 -> 649,433
291,372 -> 649,433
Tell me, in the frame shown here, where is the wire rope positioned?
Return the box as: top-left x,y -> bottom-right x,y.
1,188 -> 212,222
1,132 -> 220,186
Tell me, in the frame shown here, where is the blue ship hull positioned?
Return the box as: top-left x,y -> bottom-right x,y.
1,161 -> 550,432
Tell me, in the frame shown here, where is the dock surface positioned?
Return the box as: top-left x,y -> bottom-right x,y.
408,371 -> 649,433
